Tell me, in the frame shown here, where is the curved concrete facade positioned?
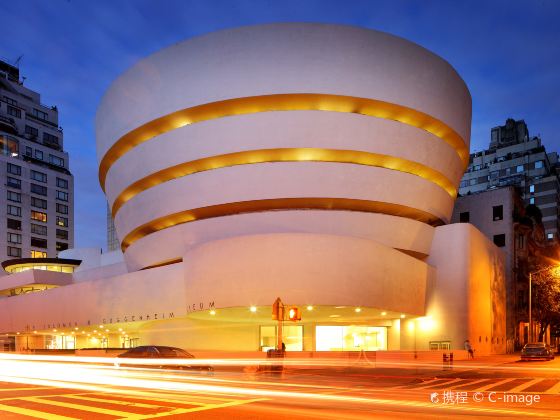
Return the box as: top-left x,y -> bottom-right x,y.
0,25 -> 509,355
96,23 -> 471,276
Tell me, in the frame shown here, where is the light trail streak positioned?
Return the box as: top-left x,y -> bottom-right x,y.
0,355 -> 553,418
2,352 -> 560,375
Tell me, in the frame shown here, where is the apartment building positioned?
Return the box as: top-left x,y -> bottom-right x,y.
0,59 -> 73,266
459,119 -> 560,239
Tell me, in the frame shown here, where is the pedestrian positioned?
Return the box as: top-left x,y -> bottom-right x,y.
464,339 -> 474,359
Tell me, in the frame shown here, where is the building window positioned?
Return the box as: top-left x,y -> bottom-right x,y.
547,233 -> 554,240
493,234 -> 506,247
7,162 -> 21,175
7,205 -> 21,217
25,125 -> 39,138
469,178 -> 477,186
43,132 -> 59,145
0,135 -> 18,156
493,205 -> 503,221
31,210 -> 47,223
7,218 -> 21,230
31,196 -> 48,209
7,232 -> 21,244
31,224 -> 47,236
25,146 -> 32,157
56,190 -> 68,201
56,177 -> 68,189
7,246 -> 22,258
35,150 -> 43,160
56,203 -> 68,214
31,237 -> 48,249
6,176 -> 21,189
530,197 -> 535,205
7,190 -> 21,202
7,105 -> 21,118
56,242 -> 68,252
516,234 -> 525,250
529,184 -> 535,193
30,250 -> 47,258
459,212 -> 470,223
516,165 -> 524,173
56,216 -> 68,227
31,170 -> 47,183
49,155 -> 64,167
56,229 -> 68,240
489,171 -> 499,180
3,96 -> 17,105
535,160 -> 544,169
30,183 -> 48,196
32,109 -> 48,120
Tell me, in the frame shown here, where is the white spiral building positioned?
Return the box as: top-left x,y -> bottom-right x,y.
0,24 -> 505,354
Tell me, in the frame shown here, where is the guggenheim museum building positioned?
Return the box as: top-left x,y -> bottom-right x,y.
0,23 -> 506,355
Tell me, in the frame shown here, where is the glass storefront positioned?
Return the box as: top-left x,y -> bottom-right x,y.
260,325 -> 303,351
316,325 -> 387,351
46,335 -> 75,349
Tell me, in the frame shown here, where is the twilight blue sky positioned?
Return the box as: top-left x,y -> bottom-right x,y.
1,0 -> 559,249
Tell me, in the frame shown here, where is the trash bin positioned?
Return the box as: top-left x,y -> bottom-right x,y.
266,349 -> 285,372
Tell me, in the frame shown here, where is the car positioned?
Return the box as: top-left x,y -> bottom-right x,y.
115,346 -> 213,373
520,343 -> 555,361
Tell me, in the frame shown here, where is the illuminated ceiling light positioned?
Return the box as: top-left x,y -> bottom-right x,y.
400,314 -> 406,319
249,306 -> 257,313
71,332 -> 75,335
118,328 -> 123,332
87,334 -> 91,337
355,307 -> 362,313
16,332 -> 20,335
334,306 -> 346,309
93,330 -> 97,333
105,329 -> 109,332
209,310 -> 216,315
329,315 -> 340,318
74,327 -> 78,330
381,311 -> 387,316
53,329 -> 57,332
81,331 -> 85,334
99,325 -> 104,328
306,305 -> 313,311
33,331 -> 37,334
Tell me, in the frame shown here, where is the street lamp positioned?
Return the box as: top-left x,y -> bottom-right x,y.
528,265 -> 560,343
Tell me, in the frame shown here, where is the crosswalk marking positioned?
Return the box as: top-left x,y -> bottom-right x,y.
476,378 -> 518,392
0,402 -> 77,420
508,378 -> 542,393
0,387 -> 53,392
122,398 -> 269,420
60,393 -> 185,408
21,395 -> 147,417
543,380 -> 560,394
417,378 -> 466,389
393,378 -> 441,389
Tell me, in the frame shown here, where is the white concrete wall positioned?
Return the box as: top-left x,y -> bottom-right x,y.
412,223 -> 507,354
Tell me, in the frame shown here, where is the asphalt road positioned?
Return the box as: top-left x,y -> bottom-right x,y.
0,354 -> 559,419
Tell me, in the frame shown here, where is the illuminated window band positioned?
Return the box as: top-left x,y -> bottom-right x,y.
110,148 -> 457,217
120,197 -> 445,252
98,93 -> 469,190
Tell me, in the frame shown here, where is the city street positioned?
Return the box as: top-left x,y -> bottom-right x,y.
0,353 -> 560,419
